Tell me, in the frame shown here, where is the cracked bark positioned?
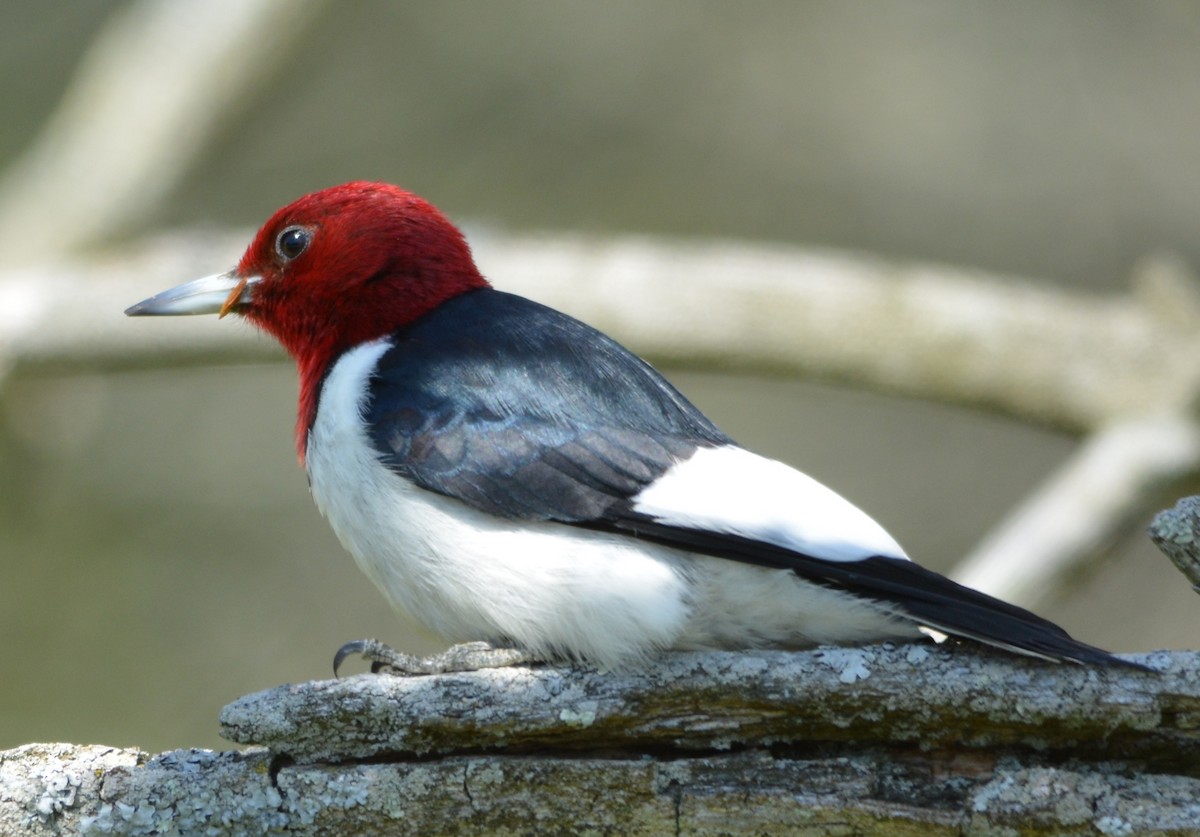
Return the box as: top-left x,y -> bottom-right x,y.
1150,496 -> 1200,594
2,643 -> 1198,836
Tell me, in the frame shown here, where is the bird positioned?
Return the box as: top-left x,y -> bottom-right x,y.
126,181 -> 1140,673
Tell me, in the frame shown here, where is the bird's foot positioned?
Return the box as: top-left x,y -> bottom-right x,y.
333,639 -> 535,677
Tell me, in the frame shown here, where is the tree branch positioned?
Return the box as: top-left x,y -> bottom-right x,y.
1149,495 -> 1200,594
0,0 -> 326,266
952,415 -> 1200,605
2,645 -> 1197,835
6,233 -> 1200,432
219,645 -> 1179,765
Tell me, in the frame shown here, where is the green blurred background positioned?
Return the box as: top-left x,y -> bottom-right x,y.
2,1 -> 1198,753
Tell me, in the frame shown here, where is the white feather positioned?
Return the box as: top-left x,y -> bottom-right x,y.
305,341 -> 918,668
633,445 -> 908,562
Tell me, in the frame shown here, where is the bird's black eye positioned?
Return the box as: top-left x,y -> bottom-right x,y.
275,226 -> 312,261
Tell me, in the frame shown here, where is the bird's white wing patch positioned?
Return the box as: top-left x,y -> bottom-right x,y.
631,445 -> 908,562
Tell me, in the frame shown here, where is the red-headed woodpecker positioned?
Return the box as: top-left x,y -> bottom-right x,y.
127,181 -> 1138,671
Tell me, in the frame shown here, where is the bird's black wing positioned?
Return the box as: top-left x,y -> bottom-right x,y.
364,288 -> 730,521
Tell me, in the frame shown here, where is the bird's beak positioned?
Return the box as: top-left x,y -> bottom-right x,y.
124,271 -> 259,318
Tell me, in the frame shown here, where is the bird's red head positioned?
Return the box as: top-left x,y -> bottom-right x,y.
127,182 -> 490,459
231,181 -> 488,363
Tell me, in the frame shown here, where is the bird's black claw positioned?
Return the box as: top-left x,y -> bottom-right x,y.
333,639 -> 374,677
332,637 -> 425,676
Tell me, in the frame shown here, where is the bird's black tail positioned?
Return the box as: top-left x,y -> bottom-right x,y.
828,554 -> 1146,669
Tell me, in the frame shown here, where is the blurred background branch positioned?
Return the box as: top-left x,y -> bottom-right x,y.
0,0 -> 325,267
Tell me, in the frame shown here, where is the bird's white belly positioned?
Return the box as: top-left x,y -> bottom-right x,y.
305,341 -> 916,668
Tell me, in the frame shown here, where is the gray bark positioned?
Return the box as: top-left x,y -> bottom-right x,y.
3,645 -> 1198,836
1150,495 -> 1200,594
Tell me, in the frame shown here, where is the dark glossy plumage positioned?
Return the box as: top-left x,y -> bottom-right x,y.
366,288 -> 729,521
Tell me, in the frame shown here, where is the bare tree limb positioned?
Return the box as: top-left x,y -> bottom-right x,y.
218,645 -> 1179,765
0,0 -> 325,266
6,232 -> 1200,434
1150,495 -> 1200,594
493,237 -> 1200,433
953,414 -> 1200,605
2,646 -> 1197,835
